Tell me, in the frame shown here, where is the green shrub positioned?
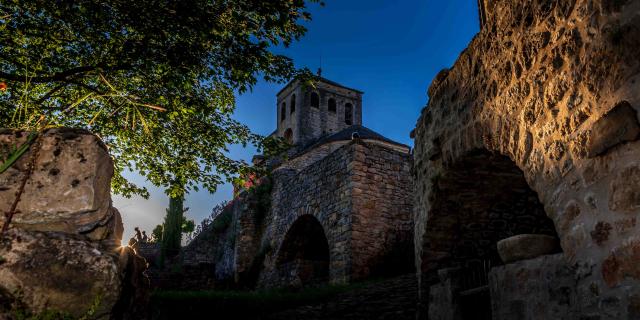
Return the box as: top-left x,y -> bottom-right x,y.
212,210 -> 233,233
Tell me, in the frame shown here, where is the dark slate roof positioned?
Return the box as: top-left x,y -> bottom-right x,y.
298,125 -> 410,155
277,76 -> 364,96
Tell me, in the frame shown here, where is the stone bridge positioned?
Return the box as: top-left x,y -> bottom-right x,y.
413,0 -> 640,318
179,136 -> 415,290
258,141 -> 414,288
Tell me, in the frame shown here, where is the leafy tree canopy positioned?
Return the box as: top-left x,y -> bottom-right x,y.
0,0 -> 318,197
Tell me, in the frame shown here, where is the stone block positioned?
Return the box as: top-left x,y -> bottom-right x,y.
609,165 -> 640,213
0,128 -> 113,235
489,254 -> 576,320
602,239 -> 640,287
497,234 -> 560,264
586,101 -> 640,158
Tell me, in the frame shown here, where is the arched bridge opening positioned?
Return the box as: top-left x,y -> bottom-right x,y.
423,149 -> 561,319
276,214 -> 330,287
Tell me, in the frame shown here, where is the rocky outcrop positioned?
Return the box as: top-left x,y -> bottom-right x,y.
0,128 -> 148,319
0,129 -> 117,241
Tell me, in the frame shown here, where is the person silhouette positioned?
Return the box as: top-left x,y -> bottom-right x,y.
134,227 -> 143,242
142,230 -> 149,243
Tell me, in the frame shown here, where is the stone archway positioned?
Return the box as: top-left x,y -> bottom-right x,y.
422,149 -> 560,319
274,214 -> 330,287
422,149 -> 558,275
412,0 -> 640,318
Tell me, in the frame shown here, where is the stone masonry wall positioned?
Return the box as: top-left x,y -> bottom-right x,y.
412,0 -> 640,318
258,143 -> 357,287
350,142 -> 414,279
488,253 -> 578,320
258,140 -> 414,288
177,188 -> 267,289
279,141 -> 350,172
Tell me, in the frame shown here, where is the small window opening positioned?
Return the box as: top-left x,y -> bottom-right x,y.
311,92 -> 320,108
281,102 -> 286,121
328,98 -> 336,113
345,103 -> 353,125
290,95 -> 296,114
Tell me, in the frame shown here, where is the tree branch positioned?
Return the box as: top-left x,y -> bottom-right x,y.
0,64 -> 130,83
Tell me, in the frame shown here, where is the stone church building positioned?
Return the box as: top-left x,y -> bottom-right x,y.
181,76 -> 415,288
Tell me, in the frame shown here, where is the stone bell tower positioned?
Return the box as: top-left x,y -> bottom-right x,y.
275,76 -> 363,146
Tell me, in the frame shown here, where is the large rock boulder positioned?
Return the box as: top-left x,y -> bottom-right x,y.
0,128 -> 117,243
0,128 -> 148,318
0,228 -> 122,318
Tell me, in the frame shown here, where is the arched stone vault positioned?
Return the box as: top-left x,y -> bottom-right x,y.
413,0 -> 640,316
421,149 -> 559,276
273,214 -> 332,286
263,204 -> 350,288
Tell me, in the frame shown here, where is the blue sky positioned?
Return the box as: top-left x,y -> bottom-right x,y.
115,0 -> 480,242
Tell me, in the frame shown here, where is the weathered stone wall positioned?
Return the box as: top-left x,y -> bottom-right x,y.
277,80 -> 363,146
489,253 -> 578,320
258,140 -> 414,288
279,140 -> 350,171
258,143 -> 357,287
350,142 -> 414,278
177,188 -> 267,289
413,0 -> 640,318
0,128 -> 147,319
177,138 -> 413,291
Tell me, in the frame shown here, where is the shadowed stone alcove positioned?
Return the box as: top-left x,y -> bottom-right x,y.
423,149 -> 559,274
423,149 -> 560,319
275,214 -> 330,287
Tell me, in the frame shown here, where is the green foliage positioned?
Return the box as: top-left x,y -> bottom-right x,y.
181,217 -> 195,235
11,309 -> 74,320
152,207 -> 195,245
0,131 -> 37,174
152,224 -> 164,243
161,195 -> 184,257
212,210 -> 233,233
0,0 -> 319,198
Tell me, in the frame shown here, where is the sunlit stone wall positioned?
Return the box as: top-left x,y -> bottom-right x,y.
413,0 -> 640,318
